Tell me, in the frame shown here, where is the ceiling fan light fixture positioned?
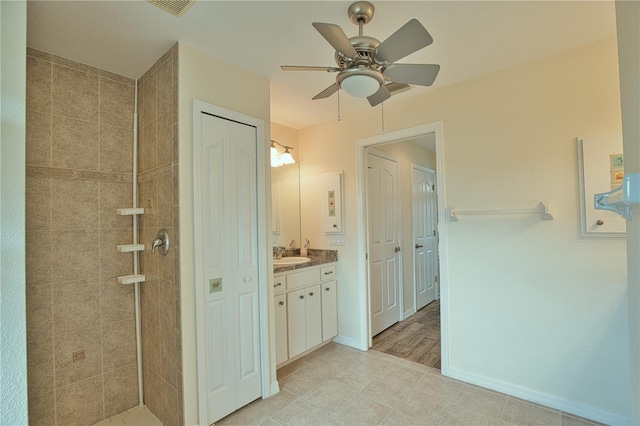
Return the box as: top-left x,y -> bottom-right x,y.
337,68 -> 384,98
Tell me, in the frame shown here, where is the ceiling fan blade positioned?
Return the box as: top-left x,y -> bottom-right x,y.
384,64 -> 440,86
281,66 -> 340,72
312,22 -> 358,58
312,83 -> 340,100
385,82 -> 411,95
375,19 -> 433,64
367,85 -> 391,107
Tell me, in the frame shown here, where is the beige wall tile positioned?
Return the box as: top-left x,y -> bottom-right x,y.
159,279 -> 176,332
52,178 -> 99,230
26,176 -> 51,231
53,279 -> 100,335
141,276 -> 159,325
99,228 -> 133,277
56,375 -> 104,425
160,329 -> 179,388
101,276 -> 134,323
100,78 -> 134,128
52,64 -> 99,122
51,115 -> 99,170
102,319 -> 136,372
100,124 -> 133,174
27,57 -> 52,114
143,321 -> 161,374
158,172 -> 174,228
99,69 -> 135,87
139,120 -> 157,173
27,338 -> 54,396
26,111 -> 52,166
50,229 -> 99,282
53,55 -> 100,76
160,380 -> 180,426
139,178 -> 158,228
103,364 -> 139,419
54,327 -> 102,388
141,73 -> 157,127
27,47 -> 53,62
157,111 -> 172,167
99,181 -> 133,229
143,366 -> 162,419
26,285 -> 52,342
157,58 -> 172,116
26,230 -> 51,286
28,391 -> 56,426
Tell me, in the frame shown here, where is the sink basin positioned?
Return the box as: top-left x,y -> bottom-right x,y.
273,256 -> 311,266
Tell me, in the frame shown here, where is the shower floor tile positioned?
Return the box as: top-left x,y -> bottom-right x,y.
94,406 -> 162,425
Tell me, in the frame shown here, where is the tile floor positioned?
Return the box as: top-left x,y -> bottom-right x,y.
218,342 -> 602,426
94,406 -> 161,425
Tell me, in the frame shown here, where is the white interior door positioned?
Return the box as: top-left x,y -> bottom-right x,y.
413,166 -> 438,310
367,152 -> 401,336
199,113 -> 261,424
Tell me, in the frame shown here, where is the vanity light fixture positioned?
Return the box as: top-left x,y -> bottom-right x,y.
271,140 -> 295,167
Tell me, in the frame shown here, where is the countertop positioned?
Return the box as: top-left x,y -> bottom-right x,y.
273,249 -> 338,273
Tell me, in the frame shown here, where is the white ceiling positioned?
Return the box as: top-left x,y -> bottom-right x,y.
27,0 -> 617,130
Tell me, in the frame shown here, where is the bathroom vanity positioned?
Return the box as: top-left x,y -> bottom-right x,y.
273,252 -> 338,366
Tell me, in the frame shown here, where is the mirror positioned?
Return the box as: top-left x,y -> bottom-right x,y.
272,161 -> 301,248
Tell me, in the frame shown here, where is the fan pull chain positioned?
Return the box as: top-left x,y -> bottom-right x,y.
381,102 -> 385,134
337,89 -> 342,121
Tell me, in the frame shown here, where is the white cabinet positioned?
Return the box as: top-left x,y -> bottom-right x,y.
274,294 -> 288,365
274,262 -> 338,365
321,280 -> 338,342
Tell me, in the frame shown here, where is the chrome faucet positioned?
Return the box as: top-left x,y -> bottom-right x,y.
273,246 -> 285,259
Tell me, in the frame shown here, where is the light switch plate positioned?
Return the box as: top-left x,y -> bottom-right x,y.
329,235 -> 345,246
209,278 -> 222,293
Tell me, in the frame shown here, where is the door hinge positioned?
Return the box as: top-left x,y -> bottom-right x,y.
432,184 -> 435,191
435,275 -> 438,282
366,253 -> 368,260
433,230 -> 436,237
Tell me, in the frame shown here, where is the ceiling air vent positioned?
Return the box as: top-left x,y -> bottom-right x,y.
146,0 -> 195,17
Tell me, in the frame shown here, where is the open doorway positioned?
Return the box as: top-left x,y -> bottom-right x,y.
356,122 -> 449,373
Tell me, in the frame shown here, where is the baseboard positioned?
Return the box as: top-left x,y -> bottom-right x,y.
403,308 -> 416,320
332,334 -> 368,351
269,380 -> 280,397
446,367 -> 629,426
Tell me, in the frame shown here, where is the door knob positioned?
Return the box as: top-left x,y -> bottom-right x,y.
415,244 -> 423,249
279,301 -> 284,306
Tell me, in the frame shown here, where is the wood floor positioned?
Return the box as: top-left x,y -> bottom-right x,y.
371,299 -> 441,369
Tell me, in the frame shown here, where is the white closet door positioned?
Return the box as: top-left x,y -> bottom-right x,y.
200,113 -> 261,424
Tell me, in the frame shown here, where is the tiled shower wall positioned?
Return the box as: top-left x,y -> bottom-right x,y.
25,48 -> 138,425
137,43 -> 183,425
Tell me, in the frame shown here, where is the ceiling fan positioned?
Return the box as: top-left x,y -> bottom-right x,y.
281,1 -> 440,107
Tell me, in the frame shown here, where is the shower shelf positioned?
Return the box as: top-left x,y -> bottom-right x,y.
117,244 -> 145,253
117,274 -> 146,285
116,208 -> 145,215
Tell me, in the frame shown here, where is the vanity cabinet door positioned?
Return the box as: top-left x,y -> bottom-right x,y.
321,280 -> 338,341
287,288 -> 307,358
274,294 -> 288,365
305,285 -> 322,349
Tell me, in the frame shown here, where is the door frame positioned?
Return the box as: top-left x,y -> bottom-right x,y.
411,163 -> 439,313
355,121 -> 450,374
365,148 -> 404,335
192,100 -> 271,425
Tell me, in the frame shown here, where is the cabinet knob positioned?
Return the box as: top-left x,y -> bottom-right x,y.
274,283 -> 282,287
279,301 -> 284,306
324,271 -> 333,275
299,295 -> 304,299
244,276 -> 252,283
309,292 -> 314,296
325,287 -> 330,291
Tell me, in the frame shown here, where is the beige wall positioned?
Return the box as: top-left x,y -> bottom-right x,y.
374,141 -> 437,316
25,49 -> 138,425
137,43 -> 183,425
177,42 -> 271,425
299,38 -> 629,420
